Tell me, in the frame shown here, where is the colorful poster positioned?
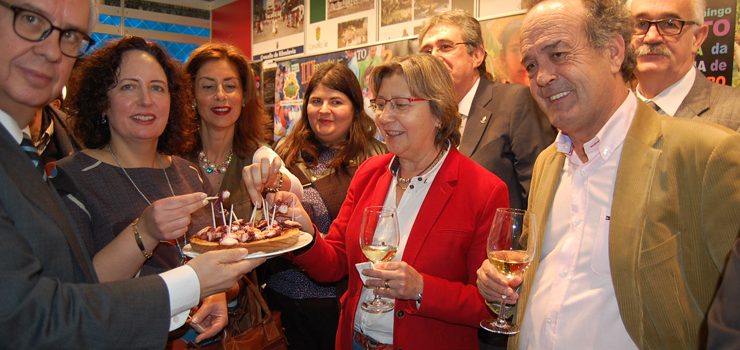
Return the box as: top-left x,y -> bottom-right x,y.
253,0 -> 305,43
480,13 -> 529,86
697,0 -> 737,86
252,0 -> 305,62
378,0 -> 451,41
306,3 -> 376,55
272,39 -> 418,141
381,0 -> 412,26
263,67 -> 277,106
338,17 -> 369,48
414,0 -> 450,20
327,0 -> 375,19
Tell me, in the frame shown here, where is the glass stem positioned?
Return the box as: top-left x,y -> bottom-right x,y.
496,295 -> 508,327
373,287 -> 383,304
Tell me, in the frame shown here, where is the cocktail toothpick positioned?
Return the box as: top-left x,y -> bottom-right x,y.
249,204 -> 257,225
209,201 -> 216,228
271,204 -> 277,226
219,201 -> 227,228
228,204 -> 234,233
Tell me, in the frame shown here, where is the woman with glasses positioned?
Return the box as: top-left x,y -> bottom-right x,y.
261,62 -> 384,350
250,54 -> 509,349
52,36 -> 230,343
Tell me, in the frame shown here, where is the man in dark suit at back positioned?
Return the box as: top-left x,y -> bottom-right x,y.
630,0 -> 740,131
418,10 -> 555,210
0,0 -> 264,348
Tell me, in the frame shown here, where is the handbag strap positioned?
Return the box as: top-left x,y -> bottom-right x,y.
242,276 -> 272,324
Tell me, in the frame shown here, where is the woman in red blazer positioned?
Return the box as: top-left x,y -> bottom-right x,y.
264,54 -> 509,349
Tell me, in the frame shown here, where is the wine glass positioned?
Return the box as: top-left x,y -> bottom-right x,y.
359,206 -> 400,313
480,208 -> 537,334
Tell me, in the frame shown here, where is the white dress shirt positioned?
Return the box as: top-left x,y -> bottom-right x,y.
0,108 -> 200,331
457,77 -> 480,144
519,93 -> 639,350
353,144 -> 451,344
636,66 -> 696,116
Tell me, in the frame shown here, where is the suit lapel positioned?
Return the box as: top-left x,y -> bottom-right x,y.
0,128 -> 96,281
674,70 -> 711,118
529,153 -> 563,267
401,149 -> 459,265
459,79 -> 493,156
609,102 -> 663,345
368,157 -> 394,207
516,148 -> 564,325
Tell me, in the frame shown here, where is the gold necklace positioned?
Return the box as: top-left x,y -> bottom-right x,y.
198,149 -> 233,174
396,147 -> 444,190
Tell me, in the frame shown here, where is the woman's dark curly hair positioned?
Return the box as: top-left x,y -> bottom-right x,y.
184,42 -> 268,159
64,36 -> 196,154
277,62 -> 381,170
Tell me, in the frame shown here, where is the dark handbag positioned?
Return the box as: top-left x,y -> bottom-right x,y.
221,277 -> 289,350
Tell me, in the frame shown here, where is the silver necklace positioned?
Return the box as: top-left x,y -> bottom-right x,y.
108,145 -> 185,262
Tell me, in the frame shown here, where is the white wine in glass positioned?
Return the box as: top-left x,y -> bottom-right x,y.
480,208 -> 536,334
359,206 -> 400,313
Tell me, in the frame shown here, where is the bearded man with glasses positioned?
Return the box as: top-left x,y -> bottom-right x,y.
629,0 -> 740,131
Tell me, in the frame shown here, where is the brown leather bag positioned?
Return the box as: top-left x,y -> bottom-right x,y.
221,277 -> 289,350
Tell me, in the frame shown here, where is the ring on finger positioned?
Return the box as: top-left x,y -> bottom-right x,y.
384,280 -> 391,289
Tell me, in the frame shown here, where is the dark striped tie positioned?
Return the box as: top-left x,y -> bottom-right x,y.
646,100 -> 665,115
20,133 -> 45,179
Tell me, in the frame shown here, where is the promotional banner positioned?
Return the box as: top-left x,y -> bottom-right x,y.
697,0 -> 737,86
272,39 -> 418,141
252,0 -> 306,61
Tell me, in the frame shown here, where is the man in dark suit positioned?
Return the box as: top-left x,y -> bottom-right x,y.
418,10 -> 555,210
0,0 -> 263,347
708,238 -> 740,349
630,0 -> 740,131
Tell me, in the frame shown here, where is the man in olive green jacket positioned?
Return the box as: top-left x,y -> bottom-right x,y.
476,0 -> 739,349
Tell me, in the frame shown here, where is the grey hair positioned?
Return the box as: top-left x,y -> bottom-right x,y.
418,9 -> 488,77
528,0 -> 635,82
692,0 -> 706,24
624,0 -> 706,24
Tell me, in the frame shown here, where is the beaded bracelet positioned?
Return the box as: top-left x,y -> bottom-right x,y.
132,218 -> 153,259
265,172 -> 284,193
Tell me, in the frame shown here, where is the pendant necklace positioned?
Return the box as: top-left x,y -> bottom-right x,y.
199,149 -> 233,174
108,145 -> 185,263
396,147 -> 444,190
